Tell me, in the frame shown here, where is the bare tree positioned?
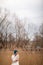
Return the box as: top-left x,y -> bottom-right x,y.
32,33 -> 43,48
0,8 -> 11,49
39,23 -> 43,36
14,17 -> 30,48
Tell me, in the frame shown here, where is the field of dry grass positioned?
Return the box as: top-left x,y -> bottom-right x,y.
0,48 -> 43,65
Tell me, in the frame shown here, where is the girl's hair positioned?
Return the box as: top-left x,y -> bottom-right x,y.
14,50 -> 18,54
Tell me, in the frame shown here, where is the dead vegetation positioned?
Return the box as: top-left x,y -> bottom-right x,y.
0,49 -> 43,65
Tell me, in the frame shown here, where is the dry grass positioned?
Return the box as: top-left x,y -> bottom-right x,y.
0,48 -> 43,65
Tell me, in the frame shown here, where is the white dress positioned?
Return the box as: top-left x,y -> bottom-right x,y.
11,54 -> 19,65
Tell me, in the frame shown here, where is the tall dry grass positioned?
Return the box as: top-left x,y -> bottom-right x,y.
0,49 -> 43,65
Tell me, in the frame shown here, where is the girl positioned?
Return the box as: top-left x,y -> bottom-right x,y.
11,50 -> 19,65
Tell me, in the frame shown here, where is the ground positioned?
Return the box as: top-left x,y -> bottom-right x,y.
0,48 -> 43,65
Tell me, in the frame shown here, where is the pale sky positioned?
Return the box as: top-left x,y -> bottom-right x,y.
0,0 -> 42,24
0,0 -> 43,39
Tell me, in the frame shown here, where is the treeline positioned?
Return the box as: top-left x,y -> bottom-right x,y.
0,8 -> 43,50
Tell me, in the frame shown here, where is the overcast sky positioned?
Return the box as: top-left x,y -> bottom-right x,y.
0,0 -> 43,39
0,0 -> 42,24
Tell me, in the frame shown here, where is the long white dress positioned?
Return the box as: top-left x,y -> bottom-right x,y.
11,54 -> 19,65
